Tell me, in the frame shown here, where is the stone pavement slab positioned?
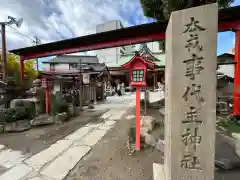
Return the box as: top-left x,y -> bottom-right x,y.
25,140 -> 73,171
98,121 -> 116,130
0,149 -> 28,168
29,178 -> 44,180
0,163 -> 33,180
64,126 -> 94,142
41,145 -> 91,180
75,129 -> 109,147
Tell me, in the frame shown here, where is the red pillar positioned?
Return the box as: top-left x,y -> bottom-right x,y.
20,56 -> 24,83
42,78 -> 50,114
135,87 -> 141,151
233,31 -> 240,118
45,87 -> 50,114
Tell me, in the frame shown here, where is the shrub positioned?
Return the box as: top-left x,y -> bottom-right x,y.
5,107 -> 30,122
51,92 -> 69,115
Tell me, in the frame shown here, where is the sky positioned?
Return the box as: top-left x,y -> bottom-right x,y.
0,0 -> 239,67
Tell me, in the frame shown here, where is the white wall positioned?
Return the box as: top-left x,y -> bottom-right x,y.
42,64 -> 69,72
218,64 -> 234,78
147,41 -> 162,53
96,20 -> 123,65
96,47 -> 120,65
96,20 -> 123,33
42,64 -> 50,71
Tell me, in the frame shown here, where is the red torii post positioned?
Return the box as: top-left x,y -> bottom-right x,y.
234,29 -> 240,120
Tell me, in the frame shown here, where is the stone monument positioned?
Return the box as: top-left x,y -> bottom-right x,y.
25,79 -> 46,115
156,3 -> 218,180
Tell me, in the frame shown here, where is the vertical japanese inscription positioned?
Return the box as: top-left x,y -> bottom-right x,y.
180,17 -> 206,171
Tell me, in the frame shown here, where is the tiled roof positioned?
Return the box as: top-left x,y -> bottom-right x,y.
108,53 -> 165,67
42,55 -> 99,64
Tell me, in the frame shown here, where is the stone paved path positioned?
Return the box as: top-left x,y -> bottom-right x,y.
0,94 -> 139,180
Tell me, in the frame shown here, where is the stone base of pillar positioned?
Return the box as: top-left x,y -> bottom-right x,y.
153,163 -> 165,180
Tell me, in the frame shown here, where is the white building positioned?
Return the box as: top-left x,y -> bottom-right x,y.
95,20 -> 163,66
41,55 -> 99,72
96,20 -> 125,65
217,52 -> 235,78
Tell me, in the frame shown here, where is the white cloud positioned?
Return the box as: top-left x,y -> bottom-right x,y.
0,0 -> 153,51
0,0 -> 155,69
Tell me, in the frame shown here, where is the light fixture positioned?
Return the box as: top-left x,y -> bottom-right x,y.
7,16 -> 23,27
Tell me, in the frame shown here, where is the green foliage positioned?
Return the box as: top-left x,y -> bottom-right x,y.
5,107 -> 32,122
217,118 -> 240,133
0,53 -> 38,89
50,92 -> 69,115
140,0 -> 235,21
3,99 -> 36,122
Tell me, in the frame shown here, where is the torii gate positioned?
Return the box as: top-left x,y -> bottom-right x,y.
9,6 -> 240,120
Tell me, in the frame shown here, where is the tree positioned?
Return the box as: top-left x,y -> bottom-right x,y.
140,0 -> 235,21
140,0 -> 235,51
0,53 -> 38,87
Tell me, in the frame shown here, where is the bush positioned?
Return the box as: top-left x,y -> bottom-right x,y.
217,118 -> 240,134
5,107 -> 31,122
51,92 -> 69,115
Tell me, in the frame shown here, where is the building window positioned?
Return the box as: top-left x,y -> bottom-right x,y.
70,63 -> 78,69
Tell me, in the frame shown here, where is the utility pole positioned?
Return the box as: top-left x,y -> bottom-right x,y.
33,36 -> 41,71
0,16 -> 23,81
78,59 -> 83,111
1,24 -> 7,81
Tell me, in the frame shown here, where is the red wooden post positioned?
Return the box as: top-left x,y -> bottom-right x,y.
42,78 -> 50,114
45,87 -> 50,114
135,86 -> 141,151
233,30 -> 240,119
20,56 -> 24,83
122,56 -> 155,151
